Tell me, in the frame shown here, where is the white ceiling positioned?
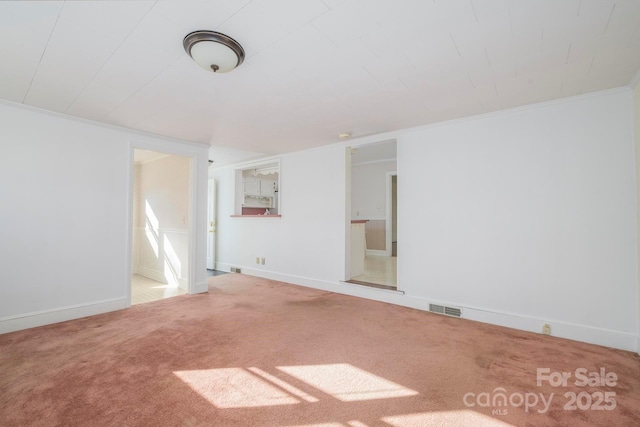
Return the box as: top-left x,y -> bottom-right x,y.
2,0 -> 639,156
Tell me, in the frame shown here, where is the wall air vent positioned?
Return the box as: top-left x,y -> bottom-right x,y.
429,303 -> 462,318
230,267 -> 241,273
429,304 -> 444,314
444,306 -> 462,317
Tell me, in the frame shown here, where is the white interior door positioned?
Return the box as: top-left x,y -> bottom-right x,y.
385,172 -> 397,257
206,178 -> 216,270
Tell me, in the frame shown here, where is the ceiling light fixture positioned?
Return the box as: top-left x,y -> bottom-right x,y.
183,30 -> 245,73
339,132 -> 352,139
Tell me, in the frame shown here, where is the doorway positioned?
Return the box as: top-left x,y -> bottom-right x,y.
388,173 -> 397,257
207,177 -> 216,271
130,149 -> 191,305
347,140 -> 398,290
206,170 -> 228,278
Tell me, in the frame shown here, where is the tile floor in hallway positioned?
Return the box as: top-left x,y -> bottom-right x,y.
351,255 -> 397,288
131,274 -> 187,305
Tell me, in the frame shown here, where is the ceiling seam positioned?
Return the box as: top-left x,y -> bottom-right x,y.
103,55 -> 182,126
215,0 -> 255,31
587,57 -> 596,75
63,0 -> 159,114
449,33 -> 462,57
469,0 -> 478,23
603,3 -> 616,34
22,0 -> 65,104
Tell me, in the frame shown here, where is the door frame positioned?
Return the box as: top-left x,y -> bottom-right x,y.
206,177 -> 216,270
125,140 -> 209,308
385,171 -> 397,257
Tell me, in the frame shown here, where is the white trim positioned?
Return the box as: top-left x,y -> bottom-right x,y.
135,153 -> 171,165
352,157 -> 397,167
206,178 -> 216,270
231,156 -> 282,171
366,249 -> 387,256
385,171 -> 397,257
214,262 -> 233,273
124,144 -> 134,307
135,266 -> 167,284
345,147 -> 353,280
188,155 -> 198,294
339,87 -> 633,149
231,266 -> 637,352
0,98 -> 206,149
128,144 -> 209,301
340,281 -> 405,295
457,304 -> 637,352
233,158 -> 281,216
629,69 -> 640,88
134,226 -> 189,234
0,298 -> 127,334
194,281 -> 209,293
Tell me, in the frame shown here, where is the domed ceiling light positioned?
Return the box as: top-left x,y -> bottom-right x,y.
183,30 -> 245,73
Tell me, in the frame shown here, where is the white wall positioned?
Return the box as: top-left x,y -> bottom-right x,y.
0,101 -> 209,333
351,160 -> 396,220
400,88 -> 637,350
213,88 -> 638,351
212,147 -> 347,283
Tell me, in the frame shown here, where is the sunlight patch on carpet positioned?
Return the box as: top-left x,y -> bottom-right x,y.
382,410 -> 515,426
174,368 -> 299,408
248,367 -> 318,402
277,363 -> 418,402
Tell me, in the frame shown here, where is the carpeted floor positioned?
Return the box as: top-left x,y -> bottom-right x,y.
1,274 -> 639,426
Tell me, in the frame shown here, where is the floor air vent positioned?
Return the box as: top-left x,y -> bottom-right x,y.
429,303 -> 462,318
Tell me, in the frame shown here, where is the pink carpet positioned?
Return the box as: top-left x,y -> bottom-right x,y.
1,274 -> 639,426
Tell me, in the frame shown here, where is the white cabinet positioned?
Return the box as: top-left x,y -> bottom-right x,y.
260,179 -> 275,196
243,177 -> 261,196
243,177 -> 275,207
243,195 -> 272,208
236,160 -> 280,215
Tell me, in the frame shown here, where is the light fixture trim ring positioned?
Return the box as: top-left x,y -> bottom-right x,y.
183,30 -> 245,71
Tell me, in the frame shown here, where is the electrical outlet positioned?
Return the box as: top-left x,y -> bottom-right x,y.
261,257 -> 265,265
542,324 -> 551,335
256,257 -> 260,264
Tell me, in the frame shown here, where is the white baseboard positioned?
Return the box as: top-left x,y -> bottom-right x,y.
453,304 -> 638,352
193,281 -> 209,294
0,298 -> 128,335
235,266 -> 637,352
135,265 -> 188,290
136,265 -> 167,283
366,249 -> 387,256
214,262 -> 234,273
